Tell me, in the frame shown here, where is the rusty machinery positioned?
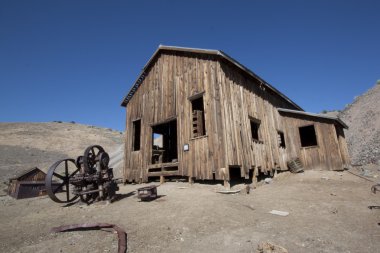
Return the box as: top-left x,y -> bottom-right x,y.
45,145 -> 119,204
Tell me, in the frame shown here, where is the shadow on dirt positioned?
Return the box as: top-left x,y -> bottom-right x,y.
138,194 -> 166,202
112,191 -> 136,202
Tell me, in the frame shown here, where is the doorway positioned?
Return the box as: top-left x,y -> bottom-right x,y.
151,119 -> 178,164
229,166 -> 244,187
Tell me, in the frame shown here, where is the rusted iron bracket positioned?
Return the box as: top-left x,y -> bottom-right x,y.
347,170 -> 375,182
51,223 -> 127,253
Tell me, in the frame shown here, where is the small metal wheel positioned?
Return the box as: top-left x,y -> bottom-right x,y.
45,159 -> 80,203
83,145 -> 105,173
98,152 -> 110,170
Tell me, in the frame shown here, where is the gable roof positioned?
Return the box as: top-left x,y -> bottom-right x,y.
9,167 -> 46,180
121,45 -> 303,110
278,108 -> 348,129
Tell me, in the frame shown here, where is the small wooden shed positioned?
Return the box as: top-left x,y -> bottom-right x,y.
8,167 -> 48,199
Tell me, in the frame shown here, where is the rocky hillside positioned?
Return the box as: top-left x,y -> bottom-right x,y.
0,122 -> 124,193
339,82 -> 380,166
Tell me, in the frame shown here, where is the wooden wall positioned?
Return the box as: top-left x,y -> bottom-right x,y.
18,169 -> 46,181
216,60 -> 298,179
124,52 -> 225,182
123,50 -> 349,182
8,168 -> 47,199
279,113 -> 349,170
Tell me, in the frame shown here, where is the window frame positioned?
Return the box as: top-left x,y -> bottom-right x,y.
189,93 -> 207,138
132,119 -> 141,151
277,130 -> 286,148
249,116 -> 262,143
298,124 -> 318,148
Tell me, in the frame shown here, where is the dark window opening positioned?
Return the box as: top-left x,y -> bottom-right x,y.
132,120 -> 141,151
191,97 -> 206,137
335,124 -> 345,139
299,125 -> 318,147
256,167 -> 273,182
163,166 -> 178,172
152,119 -> 178,164
250,118 -> 261,142
148,168 -> 162,173
229,166 -> 244,187
246,167 -> 254,185
278,131 -> 286,148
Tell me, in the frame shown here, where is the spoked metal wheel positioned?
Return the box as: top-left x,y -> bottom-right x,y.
45,159 -> 80,203
83,145 -> 105,172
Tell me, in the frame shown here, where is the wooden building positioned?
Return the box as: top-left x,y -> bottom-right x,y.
8,167 -> 48,199
121,46 -> 350,183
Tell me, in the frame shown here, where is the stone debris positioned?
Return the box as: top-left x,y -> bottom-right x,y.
339,82 -> 380,166
269,210 -> 289,217
264,178 -> 273,184
256,241 -> 288,253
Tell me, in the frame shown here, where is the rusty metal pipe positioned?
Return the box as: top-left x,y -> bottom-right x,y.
51,223 -> 127,253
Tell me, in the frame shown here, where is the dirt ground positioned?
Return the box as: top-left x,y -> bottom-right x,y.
1,170 -> 379,253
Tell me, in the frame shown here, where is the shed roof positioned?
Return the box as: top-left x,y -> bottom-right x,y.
9,167 -> 46,180
121,45 -> 303,110
278,108 -> 348,129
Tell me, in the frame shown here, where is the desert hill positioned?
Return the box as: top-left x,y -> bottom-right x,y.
0,122 -> 124,193
339,82 -> 380,166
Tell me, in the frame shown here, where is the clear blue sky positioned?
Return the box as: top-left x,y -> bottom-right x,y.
1,0 -> 379,131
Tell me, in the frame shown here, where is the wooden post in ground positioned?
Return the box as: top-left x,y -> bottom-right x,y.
224,179 -> 230,189
160,175 -> 165,184
188,176 -> 194,184
220,167 -> 230,189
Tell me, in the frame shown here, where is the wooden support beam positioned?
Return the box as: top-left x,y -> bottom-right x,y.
160,175 -> 165,184
224,179 -> 230,189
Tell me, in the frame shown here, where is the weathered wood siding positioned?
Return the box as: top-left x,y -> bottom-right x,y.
125,52 -> 227,182
8,168 -> 48,199
279,113 -> 348,170
216,60 -> 299,179
123,51 -> 349,182
18,169 -> 46,181
335,125 -> 351,167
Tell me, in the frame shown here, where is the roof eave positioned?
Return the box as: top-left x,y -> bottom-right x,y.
278,108 -> 348,129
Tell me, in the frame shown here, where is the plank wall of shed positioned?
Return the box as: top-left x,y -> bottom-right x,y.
18,170 -> 46,181
216,60 -> 298,178
123,51 -> 347,182
279,113 -> 348,170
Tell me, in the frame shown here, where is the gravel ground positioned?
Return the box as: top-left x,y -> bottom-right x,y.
339,82 -> 380,166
